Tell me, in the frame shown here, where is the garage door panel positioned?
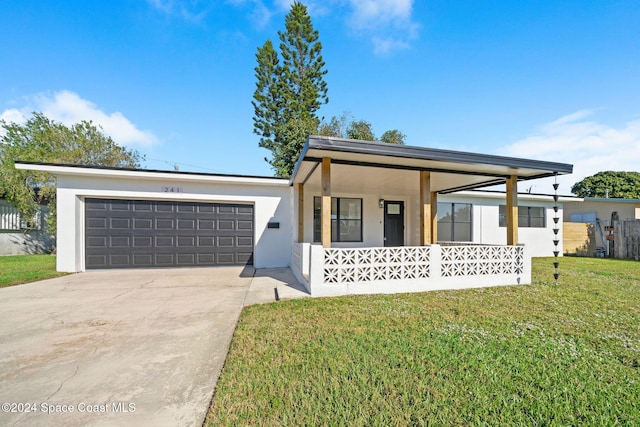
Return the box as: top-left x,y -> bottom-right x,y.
87,254 -> 107,268
109,254 -> 131,266
133,200 -> 153,211
198,219 -> 215,230
155,202 -> 175,212
85,199 -> 254,269
86,217 -> 108,229
109,200 -> 131,211
177,219 -> 196,229
198,253 -> 215,263
218,236 -> 234,247
237,220 -> 253,230
86,200 -> 108,211
156,218 -> 175,229
133,254 -> 154,266
177,253 -> 196,264
87,236 -> 107,248
198,236 -> 215,247
217,253 -> 235,264
111,236 -> 131,247
133,218 -> 153,229
217,220 -> 235,230
237,252 -> 253,264
237,236 -> 253,247
155,253 -> 175,265
177,236 -> 196,247
133,236 -> 153,248
237,206 -> 253,215
110,218 -> 131,229
156,236 -> 175,247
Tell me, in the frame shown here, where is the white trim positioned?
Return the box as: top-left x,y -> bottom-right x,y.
14,163 -> 288,187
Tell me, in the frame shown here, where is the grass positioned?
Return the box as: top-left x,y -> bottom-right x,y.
207,257 -> 640,426
0,254 -> 67,288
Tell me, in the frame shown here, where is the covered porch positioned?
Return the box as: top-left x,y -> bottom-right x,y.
290,136 -> 572,296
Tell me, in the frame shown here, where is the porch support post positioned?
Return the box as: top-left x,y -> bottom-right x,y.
430,191 -> 438,243
506,175 -> 519,245
297,183 -> 304,242
321,158 -> 331,248
419,171 -> 433,245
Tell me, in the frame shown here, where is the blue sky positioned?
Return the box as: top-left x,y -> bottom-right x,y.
2,0 -> 639,193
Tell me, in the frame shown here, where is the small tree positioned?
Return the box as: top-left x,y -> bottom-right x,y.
319,111 -> 406,144
0,113 -> 143,232
346,119 -> 376,141
380,129 -> 406,145
571,171 -> 640,199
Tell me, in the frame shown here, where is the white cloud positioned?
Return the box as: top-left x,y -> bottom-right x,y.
372,37 -> 409,55
0,91 -> 158,147
226,0 -> 419,55
0,108 -> 26,124
500,110 -> 640,194
147,0 -> 210,22
348,0 -> 413,29
346,0 -> 418,55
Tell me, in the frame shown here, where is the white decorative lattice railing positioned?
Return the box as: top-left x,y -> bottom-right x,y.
440,245 -> 524,277
323,246 -> 431,284
304,244 -> 530,296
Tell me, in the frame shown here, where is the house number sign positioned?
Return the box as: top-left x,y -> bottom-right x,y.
161,186 -> 183,193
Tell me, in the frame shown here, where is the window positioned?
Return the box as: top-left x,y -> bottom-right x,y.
569,212 -> 596,224
313,197 -> 362,242
437,203 -> 472,241
499,205 -> 546,228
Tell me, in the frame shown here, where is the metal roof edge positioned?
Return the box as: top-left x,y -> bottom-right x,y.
582,197 -> 640,203
306,135 -> 574,174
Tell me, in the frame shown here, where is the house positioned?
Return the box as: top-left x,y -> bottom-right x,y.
563,197 -> 640,257
15,136 -> 573,296
0,199 -> 54,255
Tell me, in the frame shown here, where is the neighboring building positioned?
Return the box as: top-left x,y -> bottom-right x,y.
564,197 -> 640,224
16,136 -> 573,296
0,199 -> 54,255
563,197 -> 640,255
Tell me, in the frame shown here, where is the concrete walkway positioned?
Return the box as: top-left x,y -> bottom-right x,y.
0,266 -> 308,427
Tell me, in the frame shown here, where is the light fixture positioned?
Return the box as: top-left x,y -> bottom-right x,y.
378,199 -> 384,208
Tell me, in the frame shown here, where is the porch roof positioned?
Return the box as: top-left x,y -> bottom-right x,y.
290,136 -> 573,194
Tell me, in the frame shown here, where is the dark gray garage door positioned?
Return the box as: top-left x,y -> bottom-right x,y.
85,198 -> 254,269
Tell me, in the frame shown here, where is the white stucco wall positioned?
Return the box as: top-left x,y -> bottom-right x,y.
295,189 -> 563,257
439,193 -> 562,257
55,172 -> 291,272
300,192 -> 419,248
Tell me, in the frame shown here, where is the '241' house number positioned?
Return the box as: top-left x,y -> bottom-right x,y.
161,186 -> 183,193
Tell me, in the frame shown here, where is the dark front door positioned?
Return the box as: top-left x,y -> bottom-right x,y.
384,201 -> 404,247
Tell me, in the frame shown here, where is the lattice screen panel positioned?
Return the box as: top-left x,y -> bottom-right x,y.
323,247 -> 431,284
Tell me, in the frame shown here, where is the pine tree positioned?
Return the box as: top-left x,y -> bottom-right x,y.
252,1 -> 328,177
252,40 -> 282,163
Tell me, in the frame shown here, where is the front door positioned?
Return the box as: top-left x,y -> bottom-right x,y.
384,201 -> 404,247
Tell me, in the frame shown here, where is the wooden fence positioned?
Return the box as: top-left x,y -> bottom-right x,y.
563,222 -> 595,256
614,220 -> 640,260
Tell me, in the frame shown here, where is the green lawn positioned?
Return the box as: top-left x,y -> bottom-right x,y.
0,254 -> 67,288
207,257 -> 640,426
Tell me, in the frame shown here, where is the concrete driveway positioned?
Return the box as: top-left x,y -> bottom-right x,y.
0,266 -> 305,427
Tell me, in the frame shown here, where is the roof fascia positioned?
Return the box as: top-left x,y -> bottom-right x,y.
14,162 -> 289,186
